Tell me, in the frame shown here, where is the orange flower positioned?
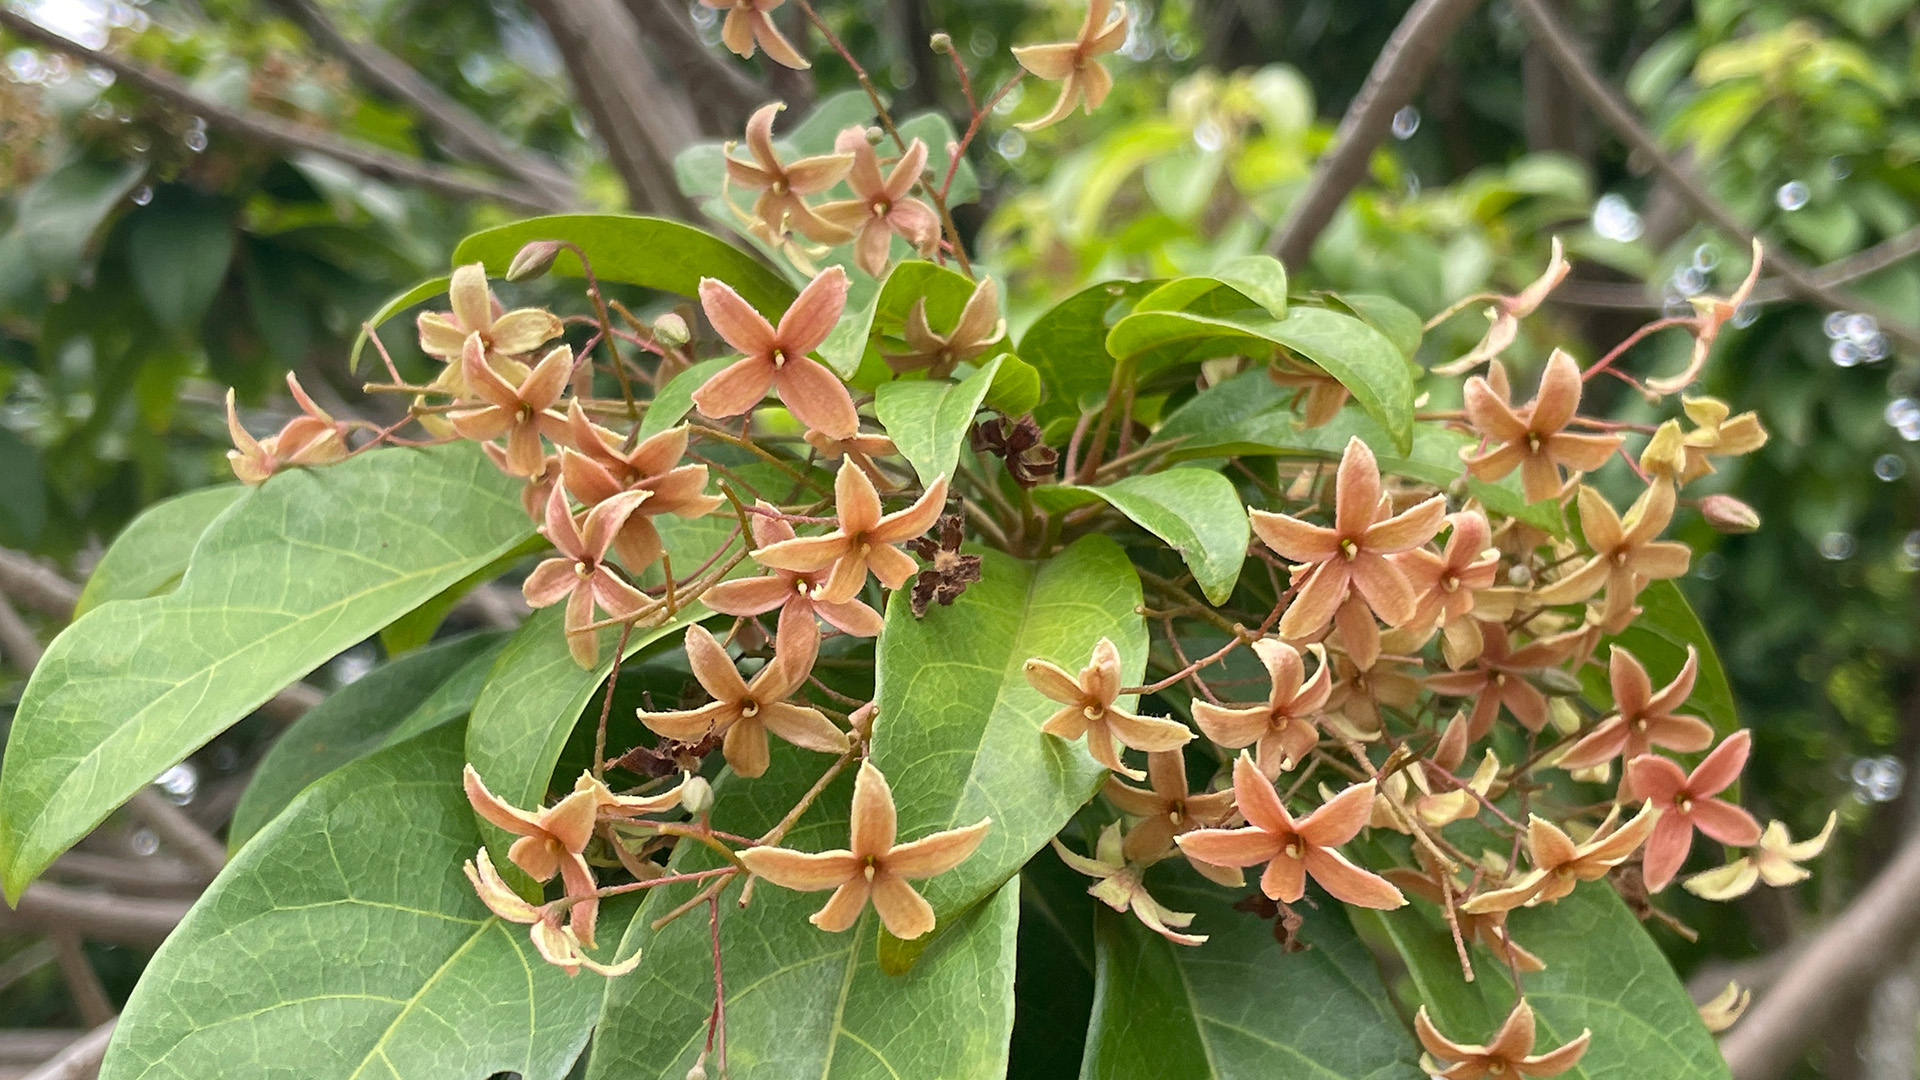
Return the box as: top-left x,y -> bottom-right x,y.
883,276 -> 1006,378
700,0 -> 809,69
751,458 -> 948,603
1383,858 -> 1543,972
801,429 -> 899,491
1424,623 -> 1587,739
1556,646 -> 1713,771
1628,730 -> 1761,892
450,334 -> 573,477
1102,749 -> 1236,865
1463,351 -> 1623,503
1249,436 -> 1446,668
1460,801 -> 1658,914
1191,640 -> 1331,778
1684,812 -> 1836,900
1432,237 -> 1570,376
1024,637 -> 1193,780
521,486 -> 655,667
1176,756 -> 1406,909
694,266 -> 860,438
464,848 -> 642,977
635,623 -> 847,778
1647,239 -> 1763,395
225,373 -> 350,484
814,130 -> 939,277
1533,481 -> 1690,628
1641,396 -> 1769,483
724,103 -> 853,244
700,504 -> 886,639
737,760 -> 990,939
415,262 -> 563,370
1415,1001 -> 1591,1079
559,403 -> 722,572
1011,0 -> 1129,131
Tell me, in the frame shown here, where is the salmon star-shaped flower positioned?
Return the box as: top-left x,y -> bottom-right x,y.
522,486 -> 656,667
1191,640 -> 1331,778
1463,350 -> 1623,503
636,623 -> 847,779
1627,730 -> 1762,892
750,458 -> 948,604
694,265 -> 860,438
1415,1001 -> 1591,1079
1011,0 -> 1129,131
1024,637 -> 1193,780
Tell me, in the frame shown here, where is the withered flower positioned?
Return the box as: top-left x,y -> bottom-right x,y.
884,277 -> 1006,379
416,262 -> 563,370
1176,756 -> 1405,909
724,103 -> 852,244
1627,730 -> 1761,892
560,403 -> 722,571
1191,640 -> 1331,778
636,623 -> 847,779
1647,239 -> 1763,395
1433,237 -> 1571,376
814,130 -> 939,277
451,335 -> 572,477
1102,749 -> 1236,868
701,0 -> 809,69
738,760 -> 990,939
225,374 -> 350,484
971,415 -> 1058,488
1533,481 -> 1690,627
1249,436 -> 1446,668
522,486 -> 655,667
1557,646 -> 1713,772
1463,351 -> 1623,503
1415,1001 -> 1591,1079
1024,637 -> 1193,780
701,505 -> 886,639
905,514 -> 982,617
1461,802 -> 1658,913
1052,822 -> 1208,946
1011,0 -> 1129,131
1684,811 -> 1836,901
694,266 -> 860,438
751,458 -> 949,604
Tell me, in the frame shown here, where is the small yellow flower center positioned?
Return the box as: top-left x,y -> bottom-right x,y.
518,402 -> 535,422
1339,538 -> 1360,560
1441,574 -> 1459,593
770,178 -> 789,196
1525,432 -> 1542,453
1632,717 -> 1648,733
1612,550 -> 1631,567
741,700 -> 760,718
862,857 -> 878,882
1169,804 -> 1184,825
1493,672 -> 1507,687
872,200 -> 889,217
1556,866 -> 1575,880
1285,841 -> 1303,859
771,347 -> 788,369
857,540 -> 873,557
574,561 -> 592,578
1676,795 -> 1693,813
1490,1063 -> 1508,1076
1083,703 -> 1105,721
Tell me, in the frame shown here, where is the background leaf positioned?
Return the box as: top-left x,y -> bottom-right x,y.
1031,470 -> 1250,605
11,157 -> 145,281
348,275 -> 449,373
125,188 -> 237,331
101,724 -> 605,1080
1019,280 -> 1163,427
876,355 -> 1003,487
1583,580 -> 1739,737
639,357 -> 733,439
0,443 -> 532,900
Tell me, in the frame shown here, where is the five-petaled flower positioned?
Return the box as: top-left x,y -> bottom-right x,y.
451,333 -> 572,477
738,760 -> 990,939
1627,730 -> 1762,892
1461,801 -> 1658,913
1415,1001 -> 1591,1079
701,0 -> 809,69
1384,856 -> 1544,973
1102,749 -> 1236,868
815,130 -> 939,277
225,373 -> 350,484
1463,351 -> 1623,503
1557,646 -> 1713,773
1052,821 -> 1208,945
1024,637 -> 1193,780
1641,396 -> 1769,484
1011,0 -> 1129,131
700,503 -> 887,641
1191,640 -> 1332,778
1396,510 -> 1508,667
560,403 -> 722,571
465,847 -> 642,977
1250,435 -> 1446,669
1176,755 -> 1406,909
522,486 -> 655,667
1535,480 -> 1691,629
724,103 -> 852,243
884,277 -> 1006,379
415,262 -> 564,374
1684,811 -> 1837,900
636,623 -> 847,778
751,458 -> 949,603
694,266 -> 860,438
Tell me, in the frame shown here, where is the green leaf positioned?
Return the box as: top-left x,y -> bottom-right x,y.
983,351 -> 1043,417
100,724 -> 605,1080
1032,470 -> 1250,605
1020,281 -> 1164,426
639,357 -> 733,440
1135,255 -> 1289,320
819,259 -> 980,379
867,534 -> 1147,968
452,214 -> 796,316
14,157 -> 145,280
125,191 -> 237,331
348,275 -> 449,374
1585,580 -> 1738,737
75,486 -> 247,616
1108,306 -> 1415,453
379,535 -> 545,654
228,632 -> 508,850
589,746 -> 1019,1080
1364,883 -> 1731,1080
1328,292 -> 1425,358
0,425 -> 48,549
1080,873 -> 1425,1079
0,443 -> 533,901
876,356 -> 1003,487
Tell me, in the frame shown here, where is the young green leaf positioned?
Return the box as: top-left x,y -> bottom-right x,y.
876,355 -> 1004,486
1134,254 -> 1289,320
74,485 -> 245,616
0,443 -> 533,902
101,724 -> 606,1080
1032,469 -> 1250,605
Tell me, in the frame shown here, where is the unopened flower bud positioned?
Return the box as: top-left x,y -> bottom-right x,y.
686,1064 -> 707,1080
506,240 -> 563,281
653,312 -> 690,347
1535,668 -> 1584,697
1699,493 -> 1760,534
929,31 -> 953,54
679,774 -> 714,816
849,701 -> 877,740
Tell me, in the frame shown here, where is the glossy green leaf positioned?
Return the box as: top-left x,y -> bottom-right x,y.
0,443 -> 533,901
1081,873 -> 1424,1080
73,486 -> 246,616
1328,292 -> 1424,358
868,534 -> 1148,967
639,357 -> 732,439
876,356 -> 1003,486
126,192 -> 237,331
101,724 -> 605,1080
982,351 -> 1043,417
1584,580 -> 1738,737
452,214 -> 795,315
1020,280 -> 1164,425
819,259 -> 980,379
348,274 -> 449,373
379,535 -> 544,654
1108,306 -> 1414,453
1364,883 -> 1731,1080
589,745 -> 1019,1080
1032,470 -> 1250,605
1135,255 -> 1289,320
228,632 -> 508,850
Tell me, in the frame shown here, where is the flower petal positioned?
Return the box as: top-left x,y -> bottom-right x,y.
1176,826 -> 1283,868
870,873 -> 938,939
1303,847 -> 1405,909
739,846 -> 859,891
699,276 -> 779,356
886,818 -> 991,879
